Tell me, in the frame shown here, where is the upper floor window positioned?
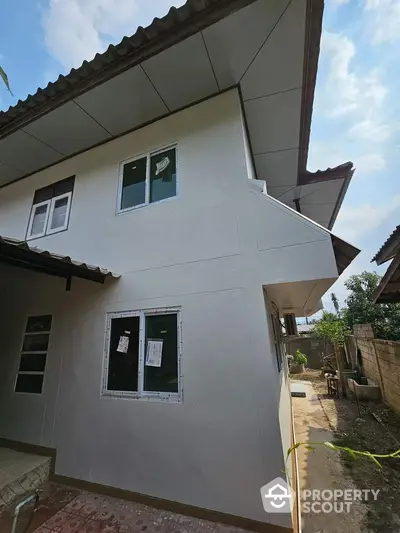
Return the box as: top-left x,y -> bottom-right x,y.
27,176 -> 75,240
117,145 -> 177,213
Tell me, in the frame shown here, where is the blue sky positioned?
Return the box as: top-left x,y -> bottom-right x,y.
0,0 -> 399,310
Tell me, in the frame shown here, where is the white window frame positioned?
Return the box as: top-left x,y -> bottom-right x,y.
117,144 -> 178,215
14,317 -> 52,395
26,199 -> 51,239
101,307 -> 182,402
47,191 -> 73,235
27,192 -> 73,241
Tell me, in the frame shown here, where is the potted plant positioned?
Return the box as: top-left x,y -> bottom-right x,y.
290,349 -> 307,374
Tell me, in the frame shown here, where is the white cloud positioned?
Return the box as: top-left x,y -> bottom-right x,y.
321,32 -> 387,115
354,153 -> 386,173
348,119 -> 391,142
365,0 -> 400,44
42,0 -> 184,71
331,0 -> 351,5
309,141 -> 385,175
333,194 -> 400,244
317,31 -> 391,143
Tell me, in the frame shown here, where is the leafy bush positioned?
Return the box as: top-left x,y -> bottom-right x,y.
294,349 -> 307,365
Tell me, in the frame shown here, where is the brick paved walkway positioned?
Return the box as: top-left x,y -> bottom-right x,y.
0,483 -> 250,533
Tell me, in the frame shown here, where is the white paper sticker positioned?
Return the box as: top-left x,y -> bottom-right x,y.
146,339 -> 163,367
155,156 -> 170,175
117,335 -> 129,353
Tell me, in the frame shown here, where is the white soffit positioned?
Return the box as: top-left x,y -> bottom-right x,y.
75,66 -> 169,136
202,0 -> 288,89
0,161 -> 23,186
239,0 -> 306,100
23,101 -> 111,156
254,148 -> 299,188
244,88 -> 302,155
274,178 -> 346,228
141,34 -> 219,111
0,130 -> 61,173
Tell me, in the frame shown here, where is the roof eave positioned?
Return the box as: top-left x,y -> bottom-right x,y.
372,251 -> 400,304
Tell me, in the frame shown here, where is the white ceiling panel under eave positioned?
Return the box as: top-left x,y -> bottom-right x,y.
23,101 -> 111,156
244,88 -> 303,155
202,0 -> 288,89
0,130 -> 61,173
239,0 -> 306,101
141,34 -> 219,111
74,66 -> 169,136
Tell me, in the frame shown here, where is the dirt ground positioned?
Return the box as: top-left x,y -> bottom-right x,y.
292,370 -> 400,533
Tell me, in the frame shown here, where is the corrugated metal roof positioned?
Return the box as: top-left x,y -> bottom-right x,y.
371,225 -> 400,264
372,251 -> 400,304
0,0 -> 255,136
298,162 -> 354,186
0,235 -> 119,283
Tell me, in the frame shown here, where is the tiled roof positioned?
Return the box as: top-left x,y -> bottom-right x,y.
0,235 -> 119,283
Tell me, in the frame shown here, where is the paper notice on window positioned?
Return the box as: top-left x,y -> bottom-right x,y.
117,333 -> 130,353
146,339 -> 163,367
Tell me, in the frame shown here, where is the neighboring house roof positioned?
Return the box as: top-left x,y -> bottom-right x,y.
0,0 -> 353,230
372,251 -> 400,304
371,225 -> 400,265
297,324 -> 315,334
0,235 -> 119,285
371,225 -> 400,303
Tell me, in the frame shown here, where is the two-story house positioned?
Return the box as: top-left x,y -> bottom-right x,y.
0,0 -> 359,531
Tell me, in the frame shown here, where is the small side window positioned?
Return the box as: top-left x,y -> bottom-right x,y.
47,192 -> 72,233
27,201 -> 51,239
27,177 -> 74,240
15,315 -> 52,394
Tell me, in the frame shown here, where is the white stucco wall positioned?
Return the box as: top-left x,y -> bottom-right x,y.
0,89 -> 337,527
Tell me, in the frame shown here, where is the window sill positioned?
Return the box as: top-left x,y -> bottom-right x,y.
26,226 -> 69,242
101,391 -> 182,403
116,194 -> 178,216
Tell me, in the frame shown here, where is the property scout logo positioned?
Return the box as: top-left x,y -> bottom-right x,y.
260,478 -> 380,514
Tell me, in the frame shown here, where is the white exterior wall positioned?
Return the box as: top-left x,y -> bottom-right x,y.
0,89 -> 336,527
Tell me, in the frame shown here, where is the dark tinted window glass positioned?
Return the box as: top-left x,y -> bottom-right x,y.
121,157 -> 147,209
33,185 -> 53,204
19,353 -> 47,372
15,374 -> 44,394
144,314 -> 178,393
33,176 -> 74,204
54,176 -> 75,196
107,316 -> 140,392
22,334 -> 49,352
150,148 -> 176,203
26,315 -> 52,333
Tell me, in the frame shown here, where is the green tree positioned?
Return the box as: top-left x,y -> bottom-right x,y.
313,311 -> 348,345
331,292 -> 340,315
343,271 -> 400,341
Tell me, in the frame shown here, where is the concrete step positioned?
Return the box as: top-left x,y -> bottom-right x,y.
0,448 -> 51,511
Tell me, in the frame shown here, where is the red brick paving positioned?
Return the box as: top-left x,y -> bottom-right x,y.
0,483 -> 249,533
